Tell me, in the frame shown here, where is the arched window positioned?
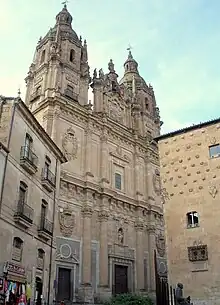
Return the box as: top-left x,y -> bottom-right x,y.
145,97 -> 149,110
41,50 -> 45,64
37,249 -> 45,270
70,49 -> 75,63
187,211 -> 199,228
12,237 -> 23,262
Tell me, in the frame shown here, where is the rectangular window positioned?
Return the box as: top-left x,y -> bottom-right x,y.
19,182 -> 27,203
115,173 -> 122,190
187,211 -> 199,228
44,156 -> 51,176
188,245 -> 208,262
209,144 -> 220,158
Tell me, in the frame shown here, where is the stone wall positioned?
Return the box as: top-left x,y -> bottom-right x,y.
158,122 -> 220,305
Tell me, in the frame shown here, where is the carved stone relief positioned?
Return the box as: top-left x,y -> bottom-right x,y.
153,168 -> 161,195
156,234 -> 166,257
60,181 -> 84,202
62,127 -> 78,161
209,185 -> 217,198
108,99 -> 123,122
59,206 -> 75,237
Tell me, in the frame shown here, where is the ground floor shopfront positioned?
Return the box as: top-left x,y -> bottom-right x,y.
0,261 -> 53,305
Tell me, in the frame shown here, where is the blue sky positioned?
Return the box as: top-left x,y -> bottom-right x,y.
0,0 -> 220,133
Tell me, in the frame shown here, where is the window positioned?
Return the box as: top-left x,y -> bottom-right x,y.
187,211 -> 199,228
145,97 -> 149,110
41,200 -> 47,220
44,156 -> 51,176
209,144 -> 220,158
188,245 -> 208,262
115,173 -> 122,190
41,50 -> 45,64
112,81 -> 117,92
19,181 -> 27,203
37,249 -> 45,270
12,237 -> 23,262
25,133 -> 33,149
70,49 -> 75,62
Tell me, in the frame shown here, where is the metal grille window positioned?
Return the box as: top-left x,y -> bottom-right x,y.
115,173 -> 122,190
209,144 -> 220,158
188,245 -> 208,262
187,211 -> 199,228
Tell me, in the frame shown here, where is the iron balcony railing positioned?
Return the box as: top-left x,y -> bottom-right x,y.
39,217 -> 53,236
41,167 -> 55,186
20,146 -> 38,168
14,199 -> 34,224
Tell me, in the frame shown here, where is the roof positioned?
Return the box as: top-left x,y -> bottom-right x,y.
0,96 -> 67,163
155,117 -> 220,142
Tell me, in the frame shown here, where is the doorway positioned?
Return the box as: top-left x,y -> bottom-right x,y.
57,267 -> 71,301
35,277 -> 43,305
114,264 -> 128,295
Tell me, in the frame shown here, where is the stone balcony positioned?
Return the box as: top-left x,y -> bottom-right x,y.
14,200 -> 34,228
38,217 -> 53,240
20,146 -> 38,175
41,168 -> 56,192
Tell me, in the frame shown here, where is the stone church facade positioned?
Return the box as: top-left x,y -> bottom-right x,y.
24,4 -> 166,302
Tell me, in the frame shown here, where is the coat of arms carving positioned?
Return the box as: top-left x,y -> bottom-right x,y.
62,127 -> 78,161
59,207 -> 75,237
156,234 -> 166,257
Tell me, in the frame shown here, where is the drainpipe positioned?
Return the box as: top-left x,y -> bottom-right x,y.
47,158 -> 58,305
0,98 -> 18,216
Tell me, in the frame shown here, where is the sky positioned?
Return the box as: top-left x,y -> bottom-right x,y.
0,0 -> 220,134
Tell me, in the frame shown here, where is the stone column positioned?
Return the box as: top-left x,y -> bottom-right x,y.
100,128 -> 109,187
135,220 -> 144,292
79,205 -> 94,303
84,125 -> 93,178
51,107 -> 60,142
82,205 -> 93,285
99,210 -> 109,286
148,224 -> 156,291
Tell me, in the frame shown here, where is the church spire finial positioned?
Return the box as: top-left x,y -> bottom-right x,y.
127,44 -> 133,59
62,0 -> 69,8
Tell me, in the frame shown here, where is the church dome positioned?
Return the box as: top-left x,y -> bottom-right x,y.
56,4 -> 73,26
42,4 -> 80,46
119,51 -> 148,90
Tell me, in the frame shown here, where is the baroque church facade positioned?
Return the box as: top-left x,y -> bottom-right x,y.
25,4 -> 166,303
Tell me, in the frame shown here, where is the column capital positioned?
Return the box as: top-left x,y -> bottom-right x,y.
147,223 -> 156,234
98,210 -> 109,222
82,205 -> 93,218
135,221 -> 144,232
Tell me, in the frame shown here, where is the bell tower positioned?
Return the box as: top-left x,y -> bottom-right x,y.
25,4 -> 90,112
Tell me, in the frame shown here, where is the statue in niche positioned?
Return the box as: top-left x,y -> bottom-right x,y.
118,228 -> 124,244
175,283 -> 191,305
